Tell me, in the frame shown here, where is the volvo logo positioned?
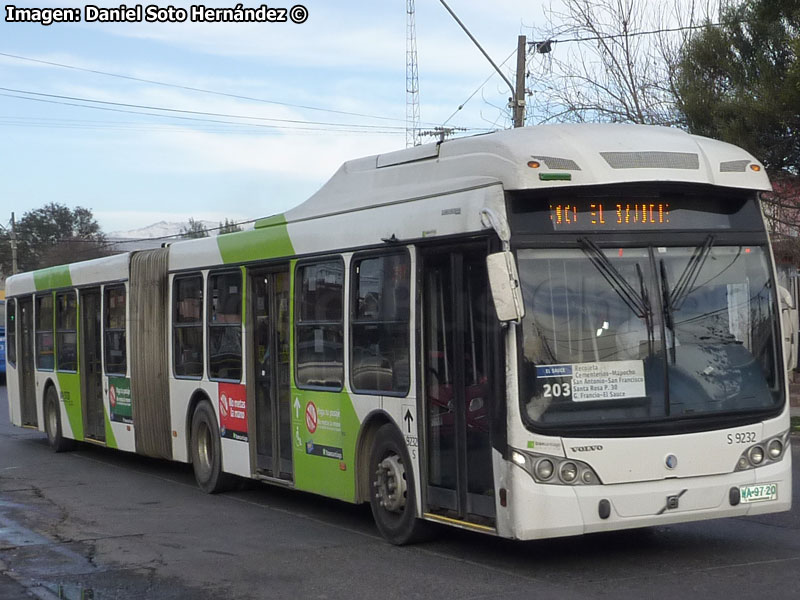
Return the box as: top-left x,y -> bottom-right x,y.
665,454 -> 678,469
570,445 -> 603,452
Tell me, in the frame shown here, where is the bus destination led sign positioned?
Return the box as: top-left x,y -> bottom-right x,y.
550,202 -> 670,229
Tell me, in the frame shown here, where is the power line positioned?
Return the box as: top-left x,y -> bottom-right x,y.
0,114 -> 405,136
0,92 -> 408,135
533,20 -> 733,47
442,47 -> 517,127
4,216 -> 265,248
0,51 -> 418,125
0,86 -> 407,130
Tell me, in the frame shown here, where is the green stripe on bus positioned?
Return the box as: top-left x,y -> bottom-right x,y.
33,265 -> 72,290
286,259 -> 358,502
291,388 -> 360,502
56,372 -> 84,441
104,407 -> 118,449
217,217 -> 294,264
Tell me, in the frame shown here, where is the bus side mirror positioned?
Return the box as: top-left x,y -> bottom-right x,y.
778,285 -> 797,371
487,251 -> 525,322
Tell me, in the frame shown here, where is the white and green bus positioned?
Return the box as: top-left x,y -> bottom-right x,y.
4,124 -> 793,544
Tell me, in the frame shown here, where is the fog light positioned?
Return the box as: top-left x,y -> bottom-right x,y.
768,439 -> 783,459
559,461 -> 578,483
581,469 -> 596,484
535,458 -> 554,480
748,445 -> 764,466
511,451 -> 527,466
737,456 -> 749,470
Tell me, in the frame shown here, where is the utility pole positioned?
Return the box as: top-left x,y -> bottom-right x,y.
513,35 -> 527,128
437,0 -> 527,128
10,212 -> 18,275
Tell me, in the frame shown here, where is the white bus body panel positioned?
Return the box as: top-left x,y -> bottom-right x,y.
506,446 -> 791,540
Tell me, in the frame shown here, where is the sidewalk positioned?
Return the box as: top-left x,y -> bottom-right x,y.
0,560 -> 60,600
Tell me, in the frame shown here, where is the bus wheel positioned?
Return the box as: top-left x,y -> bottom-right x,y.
368,423 -> 428,545
190,401 -> 233,494
44,386 -> 74,453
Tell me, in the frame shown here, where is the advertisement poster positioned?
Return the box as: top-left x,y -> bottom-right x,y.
219,383 -> 248,442
108,376 -> 133,424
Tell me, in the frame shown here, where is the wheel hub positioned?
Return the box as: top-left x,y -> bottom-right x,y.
374,455 -> 407,513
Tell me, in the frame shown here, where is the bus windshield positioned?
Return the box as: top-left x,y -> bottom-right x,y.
518,244 -> 781,430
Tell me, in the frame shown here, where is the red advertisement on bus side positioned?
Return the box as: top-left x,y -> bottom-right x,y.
218,383 -> 248,442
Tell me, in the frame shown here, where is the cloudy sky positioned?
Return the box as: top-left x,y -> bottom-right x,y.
1,1 -> 558,233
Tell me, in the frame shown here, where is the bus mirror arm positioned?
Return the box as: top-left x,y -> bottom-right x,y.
487,251 -> 526,323
480,208 -> 511,252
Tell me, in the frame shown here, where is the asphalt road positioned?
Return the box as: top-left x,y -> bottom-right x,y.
1,384 -> 800,600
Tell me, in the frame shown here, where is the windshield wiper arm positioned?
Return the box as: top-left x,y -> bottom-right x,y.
578,238 -> 650,318
636,262 -> 655,354
670,235 -> 715,310
660,258 -> 676,362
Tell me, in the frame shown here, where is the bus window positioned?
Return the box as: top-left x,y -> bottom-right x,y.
208,271 -> 242,381
104,285 -> 127,375
173,275 -> 203,378
35,293 -> 54,371
296,259 -> 344,389
351,253 -> 410,395
56,291 -> 78,372
6,299 -> 15,367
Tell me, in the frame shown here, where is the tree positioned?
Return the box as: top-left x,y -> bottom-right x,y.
526,0 -> 704,126
0,203 -> 108,274
675,0 -> 800,236
180,218 -> 209,239
218,218 -> 242,235
676,0 -> 799,173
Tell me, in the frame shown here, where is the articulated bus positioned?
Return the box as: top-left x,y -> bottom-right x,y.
4,124 -> 793,544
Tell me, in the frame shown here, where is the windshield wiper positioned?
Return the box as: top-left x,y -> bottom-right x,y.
578,238 -> 650,318
660,235 -> 715,362
660,259 -> 676,362
669,235 -> 715,310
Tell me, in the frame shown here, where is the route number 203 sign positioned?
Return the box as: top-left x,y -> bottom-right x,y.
536,360 -> 646,402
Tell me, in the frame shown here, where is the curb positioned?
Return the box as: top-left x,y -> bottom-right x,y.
0,560 -> 61,600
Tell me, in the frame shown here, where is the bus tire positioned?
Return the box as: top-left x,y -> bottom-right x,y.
368,423 -> 428,545
190,401 -> 233,494
44,386 -> 74,453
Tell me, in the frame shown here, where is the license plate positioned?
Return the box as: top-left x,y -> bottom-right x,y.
739,483 -> 778,503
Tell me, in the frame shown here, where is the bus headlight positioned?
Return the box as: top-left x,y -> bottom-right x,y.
748,445 -> 764,465
535,458 -> 554,481
768,439 -> 783,459
509,447 -> 602,486
559,462 -> 578,483
735,431 -> 789,471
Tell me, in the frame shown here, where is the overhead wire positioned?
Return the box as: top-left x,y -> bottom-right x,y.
0,86 -> 408,130
0,92 -> 407,135
0,51 -> 423,125
6,216 -> 266,248
441,18 -> 745,128
543,20 -> 732,45
442,47 -> 517,128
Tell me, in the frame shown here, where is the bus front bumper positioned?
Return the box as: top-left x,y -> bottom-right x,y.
506,454 -> 792,540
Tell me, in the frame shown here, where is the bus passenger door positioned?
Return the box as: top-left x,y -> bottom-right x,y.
19,297 -> 37,427
250,268 -> 293,481
81,288 -> 105,442
422,248 -> 496,525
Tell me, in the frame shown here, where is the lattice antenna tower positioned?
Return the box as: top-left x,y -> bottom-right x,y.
406,0 -> 420,147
